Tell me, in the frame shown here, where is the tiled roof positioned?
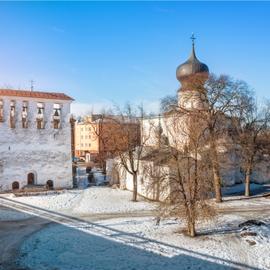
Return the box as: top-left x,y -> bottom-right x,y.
0,89 -> 74,101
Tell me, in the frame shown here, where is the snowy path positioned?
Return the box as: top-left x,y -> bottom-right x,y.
1,188 -> 270,270
0,195 -> 265,270
0,206 -> 50,270
0,196 -> 178,257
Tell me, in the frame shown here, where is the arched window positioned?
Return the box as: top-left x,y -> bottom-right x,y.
46,180 -> 54,189
10,100 -> 16,128
27,173 -> 35,185
53,104 -> 61,129
22,101 -> 28,128
12,181 -> 19,190
36,103 -> 45,129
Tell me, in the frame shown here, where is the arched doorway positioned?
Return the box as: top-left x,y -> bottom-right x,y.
46,180 -> 54,189
27,173 -> 35,185
12,181 -> 20,190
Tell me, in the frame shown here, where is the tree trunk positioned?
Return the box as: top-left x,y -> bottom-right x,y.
209,134 -> 222,203
187,218 -> 196,237
132,173 -> 138,202
245,163 -> 252,197
212,165 -> 222,203
189,223 -> 196,237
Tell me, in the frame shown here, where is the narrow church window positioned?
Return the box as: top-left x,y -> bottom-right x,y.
22,101 -> 28,128
0,100 -> 3,122
36,102 -> 45,129
10,100 -> 16,128
52,103 -> 61,129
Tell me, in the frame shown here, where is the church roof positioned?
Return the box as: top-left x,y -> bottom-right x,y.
176,35 -> 209,82
0,89 -> 74,101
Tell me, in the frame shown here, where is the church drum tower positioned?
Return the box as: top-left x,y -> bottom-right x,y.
176,35 -> 209,110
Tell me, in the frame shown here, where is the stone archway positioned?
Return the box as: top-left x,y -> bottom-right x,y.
27,173 -> 35,185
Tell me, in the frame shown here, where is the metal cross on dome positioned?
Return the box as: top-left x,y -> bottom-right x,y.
190,33 -> 196,46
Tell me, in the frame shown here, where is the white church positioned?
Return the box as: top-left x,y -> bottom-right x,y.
108,38 -> 270,201
0,89 -> 74,191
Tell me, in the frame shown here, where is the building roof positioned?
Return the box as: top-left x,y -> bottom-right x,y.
176,39 -> 209,83
0,89 -> 74,101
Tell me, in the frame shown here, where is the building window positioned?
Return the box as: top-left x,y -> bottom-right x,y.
36,102 -> 45,129
10,100 -> 16,128
12,181 -> 20,190
0,100 -> 3,122
27,172 -> 35,185
52,104 -> 61,129
46,180 -> 54,190
22,101 -> 28,128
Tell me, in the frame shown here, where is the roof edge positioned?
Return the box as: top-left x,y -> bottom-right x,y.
0,89 -> 74,101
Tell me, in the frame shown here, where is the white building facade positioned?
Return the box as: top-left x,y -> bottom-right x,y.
0,89 -> 74,191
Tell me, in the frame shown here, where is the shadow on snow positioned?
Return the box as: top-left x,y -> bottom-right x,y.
0,196 -> 261,270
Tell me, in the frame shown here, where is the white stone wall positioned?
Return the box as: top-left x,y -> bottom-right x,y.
0,96 -> 73,191
142,115 -> 189,150
253,158 -> 270,184
141,115 -> 270,189
178,89 -> 208,110
107,157 -> 171,202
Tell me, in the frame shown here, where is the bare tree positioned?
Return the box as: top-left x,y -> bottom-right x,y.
160,94 -> 178,113
84,109 -> 137,173
144,111 -> 216,237
91,104 -> 151,201
202,75 -> 248,202
161,74 -> 248,203
112,104 -> 153,201
231,93 -> 270,196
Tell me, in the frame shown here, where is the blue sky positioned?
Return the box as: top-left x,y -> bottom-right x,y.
0,1 -> 269,115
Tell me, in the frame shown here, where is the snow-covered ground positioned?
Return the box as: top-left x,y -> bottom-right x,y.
1,187 -> 156,215
2,189 -> 82,212
72,187 -> 156,215
0,187 -> 270,270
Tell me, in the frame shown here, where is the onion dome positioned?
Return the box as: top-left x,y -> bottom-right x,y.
176,35 -> 209,83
